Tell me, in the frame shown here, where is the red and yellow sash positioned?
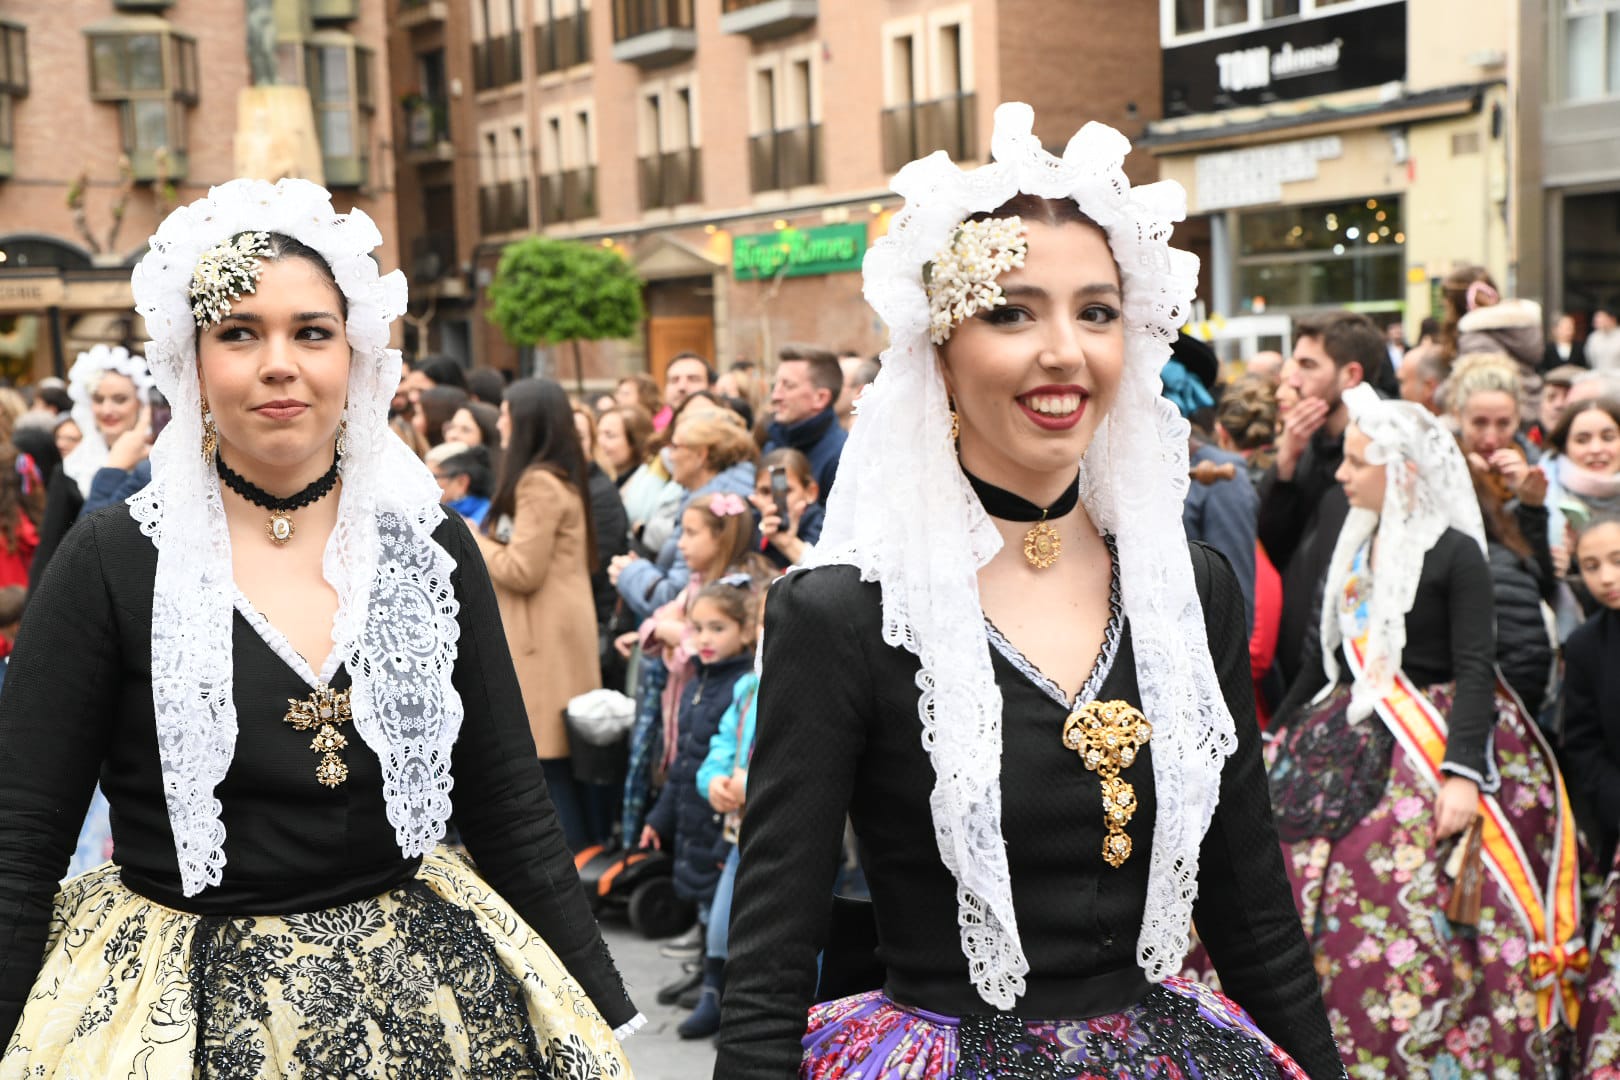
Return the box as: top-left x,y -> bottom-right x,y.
1345,637 -> 1587,1031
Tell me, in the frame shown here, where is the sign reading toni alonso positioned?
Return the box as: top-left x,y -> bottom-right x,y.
1164,0 -> 1407,117
732,223 -> 868,281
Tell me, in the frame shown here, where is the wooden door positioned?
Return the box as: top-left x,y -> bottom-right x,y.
647,315 -> 716,386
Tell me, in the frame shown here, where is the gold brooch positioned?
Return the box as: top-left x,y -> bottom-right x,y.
284,685 -> 353,787
1062,700 -> 1152,867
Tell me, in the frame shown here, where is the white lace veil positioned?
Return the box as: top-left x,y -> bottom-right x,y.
1318,384 -> 1486,721
129,178 -> 462,897
62,345 -> 154,495
813,102 -> 1232,1007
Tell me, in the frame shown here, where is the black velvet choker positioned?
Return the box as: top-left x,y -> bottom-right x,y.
961,467 -> 1080,569
216,453 -> 341,546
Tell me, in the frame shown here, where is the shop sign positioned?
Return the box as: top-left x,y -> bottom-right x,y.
732,223 -> 867,281
1165,0 -> 1407,116
1195,136 -> 1342,212
0,275 -> 65,313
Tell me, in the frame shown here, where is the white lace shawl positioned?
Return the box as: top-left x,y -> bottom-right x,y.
812,102 -> 1233,1008
1317,385 -> 1487,721
128,178 -> 463,897
61,345 -> 154,495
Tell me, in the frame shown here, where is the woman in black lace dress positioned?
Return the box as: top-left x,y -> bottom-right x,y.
715,103 -> 1342,1080
0,180 -> 638,1078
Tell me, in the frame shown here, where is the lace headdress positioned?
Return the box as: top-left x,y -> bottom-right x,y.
1318,385 -> 1486,722
129,178 -> 461,897
62,344 -> 154,495
814,102 -> 1228,1007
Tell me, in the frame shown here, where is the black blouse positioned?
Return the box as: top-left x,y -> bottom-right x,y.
0,505 -> 637,1043
715,544 -> 1343,1079
1274,528 -> 1498,787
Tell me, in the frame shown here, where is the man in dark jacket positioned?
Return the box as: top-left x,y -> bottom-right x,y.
1259,311 -> 1386,690
763,345 -> 847,503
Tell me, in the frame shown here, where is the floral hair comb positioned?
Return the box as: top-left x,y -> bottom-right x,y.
189,231 -> 273,328
708,492 -> 749,517
924,216 -> 1028,345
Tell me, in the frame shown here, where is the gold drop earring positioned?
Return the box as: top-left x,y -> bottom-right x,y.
200,400 -> 219,461
948,398 -> 960,443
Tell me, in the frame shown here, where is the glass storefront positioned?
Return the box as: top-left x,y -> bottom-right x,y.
1237,195 -> 1405,313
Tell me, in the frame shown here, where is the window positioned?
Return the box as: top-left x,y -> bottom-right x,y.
1237,196 -> 1405,312
305,33 -> 375,187
1163,0 -> 1394,44
882,11 -> 974,170
536,0 -> 592,74
83,19 -> 197,180
0,22 -> 24,178
1561,0 -> 1620,102
638,79 -> 699,208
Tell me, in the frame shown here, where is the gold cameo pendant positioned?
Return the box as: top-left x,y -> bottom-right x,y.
1062,700 -> 1153,868
266,511 -> 295,546
1023,518 -> 1061,569
284,685 -> 352,787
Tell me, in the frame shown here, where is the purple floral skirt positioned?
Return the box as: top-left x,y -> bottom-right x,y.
1268,682 -> 1568,1076
1577,846 -> 1620,1078
799,977 -> 1311,1079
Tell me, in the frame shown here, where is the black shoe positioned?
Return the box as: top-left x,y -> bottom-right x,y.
656,967 -> 703,1006
678,988 -> 721,1039
677,982 -> 703,1009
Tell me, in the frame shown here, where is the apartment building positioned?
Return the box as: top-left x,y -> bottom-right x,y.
0,0 -> 397,381
390,0 -> 1161,384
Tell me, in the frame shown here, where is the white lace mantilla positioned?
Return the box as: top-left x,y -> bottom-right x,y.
128,178 -> 462,897
1317,385 -> 1488,722
810,102 -> 1233,1007
62,345 -> 154,496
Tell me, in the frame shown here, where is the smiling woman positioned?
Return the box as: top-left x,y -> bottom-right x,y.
0,179 -> 639,1078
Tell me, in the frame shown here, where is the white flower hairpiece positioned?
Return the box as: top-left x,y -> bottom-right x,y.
188,231 -> 273,328
925,216 -> 1027,345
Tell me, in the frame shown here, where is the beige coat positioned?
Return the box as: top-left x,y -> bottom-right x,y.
473,468 -> 600,759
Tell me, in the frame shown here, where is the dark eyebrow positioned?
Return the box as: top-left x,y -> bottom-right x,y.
217,312 -> 261,324
1001,282 -> 1122,301
296,311 -> 342,322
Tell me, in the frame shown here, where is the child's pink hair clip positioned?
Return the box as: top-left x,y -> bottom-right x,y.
709,493 -> 749,517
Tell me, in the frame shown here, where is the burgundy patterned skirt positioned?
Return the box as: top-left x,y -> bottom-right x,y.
799,977 -> 1310,1079
1266,682 -> 1568,1076
1577,846 -> 1620,1078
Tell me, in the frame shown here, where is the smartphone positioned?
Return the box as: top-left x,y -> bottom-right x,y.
769,466 -> 790,524
1562,499 -> 1591,533
148,389 -> 171,441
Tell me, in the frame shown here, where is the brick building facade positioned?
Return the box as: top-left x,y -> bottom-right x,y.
389,0 -> 1161,388
0,0 -> 397,382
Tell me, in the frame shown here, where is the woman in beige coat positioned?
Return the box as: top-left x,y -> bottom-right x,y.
474,376 -> 605,850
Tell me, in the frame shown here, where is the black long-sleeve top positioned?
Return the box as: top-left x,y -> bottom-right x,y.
1274,527 -> 1499,788
716,544 -> 1343,1079
1561,608 -> 1620,842
0,505 -> 638,1044
1257,432 -> 1351,686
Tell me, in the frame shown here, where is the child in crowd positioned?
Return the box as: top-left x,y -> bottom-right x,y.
637,573 -> 761,1031
616,493 -> 759,856
749,448 -> 823,569
1565,515 -> 1620,1077
680,583 -> 767,1038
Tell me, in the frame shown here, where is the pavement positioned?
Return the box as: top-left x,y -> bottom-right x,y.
602,920 -> 719,1080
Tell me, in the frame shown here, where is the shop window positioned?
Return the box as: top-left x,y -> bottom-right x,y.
1238,196 -> 1405,312
1561,0 -> 1620,102
0,22 -> 24,179
1165,0 -> 1388,43
84,19 -> 197,181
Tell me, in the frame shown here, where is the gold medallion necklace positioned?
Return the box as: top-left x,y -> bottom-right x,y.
962,467 -> 1080,571
1062,699 -> 1152,867
215,453 -> 342,547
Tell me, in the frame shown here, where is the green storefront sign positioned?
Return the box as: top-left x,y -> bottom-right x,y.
732,223 -> 868,281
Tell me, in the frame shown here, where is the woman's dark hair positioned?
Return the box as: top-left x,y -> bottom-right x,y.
36,386 -> 72,415
418,386 -> 469,449
459,400 -> 501,449
193,233 -> 347,344
1548,397 -> 1620,458
1574,513 -> 1620,558
416,355 -> 468,390
466,367 -> 506,405
1214,374 -> 1278,452
693,576 -> 764,641
439,444 -> 494,499
486,377 -> 599,571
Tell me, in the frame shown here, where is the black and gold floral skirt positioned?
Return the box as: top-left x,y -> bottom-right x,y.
0,848 -> 631,1079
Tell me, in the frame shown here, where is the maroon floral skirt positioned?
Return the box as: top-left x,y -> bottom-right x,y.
1578,846 -> 1620,1078
1266,682 -> 1567,1076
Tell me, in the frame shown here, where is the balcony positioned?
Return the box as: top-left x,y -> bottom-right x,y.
612,0 -> 695,67
535,12 -> 591,75
479,180 -> 531,235
472,32 -> 522,91
398,0 -> 449,30
403,95 -> 451,162
749,123 -> 821,192
541,167 -> 599,223
410,231 -> 456,282
881,91 -> 977,173
720,0 -> 816,40
638,147 -> 702,210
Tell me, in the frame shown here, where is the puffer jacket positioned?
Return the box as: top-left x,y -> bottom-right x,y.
644,652 -> 753,903
1483,499 -> 1556,715
1458,299 -> 1544,378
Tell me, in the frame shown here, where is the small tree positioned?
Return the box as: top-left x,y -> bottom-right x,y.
485,236 -> 645,394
